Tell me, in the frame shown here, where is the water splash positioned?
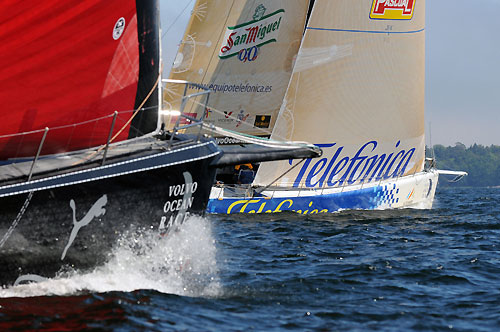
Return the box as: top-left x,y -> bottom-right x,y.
0,215 -> 221,298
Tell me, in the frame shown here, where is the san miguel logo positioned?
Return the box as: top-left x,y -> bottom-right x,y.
219,5 -> 284,61
370,0 -> 416,20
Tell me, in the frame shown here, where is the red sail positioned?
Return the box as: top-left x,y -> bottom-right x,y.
0,0 -> 158,159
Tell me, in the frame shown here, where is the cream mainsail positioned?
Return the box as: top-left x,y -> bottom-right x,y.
163,0 -> 309,138
254,0 -> 426,188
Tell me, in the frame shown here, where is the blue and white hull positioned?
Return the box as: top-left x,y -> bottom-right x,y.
207,170 -> 439,214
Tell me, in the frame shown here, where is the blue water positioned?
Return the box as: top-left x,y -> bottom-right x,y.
1,187 -> 500,331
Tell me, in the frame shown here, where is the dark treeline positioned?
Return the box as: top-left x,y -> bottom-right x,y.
429,143 -> 500,187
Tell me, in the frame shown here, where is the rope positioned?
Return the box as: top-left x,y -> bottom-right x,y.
253,158 -> 307,195
110,71 -> 162,143
163,83 -> 279,139
71,70 -> 162,166
0,191 -> 34,248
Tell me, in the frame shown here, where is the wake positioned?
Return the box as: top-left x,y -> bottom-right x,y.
0,215 -> 221,298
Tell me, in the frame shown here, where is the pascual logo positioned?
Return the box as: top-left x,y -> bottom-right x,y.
219,5 -> 284,60
370,0 -> 416,20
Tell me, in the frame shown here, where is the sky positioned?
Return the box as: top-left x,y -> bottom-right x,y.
160,0 -> 500,147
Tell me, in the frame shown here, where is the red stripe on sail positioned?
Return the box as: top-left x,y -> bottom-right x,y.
0,0 -> 139,159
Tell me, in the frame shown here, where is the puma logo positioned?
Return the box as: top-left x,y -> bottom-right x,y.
61,195 -> 108,260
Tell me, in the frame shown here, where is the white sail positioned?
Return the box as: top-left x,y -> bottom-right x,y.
163,0 -> 310,138
254,0 -> 426,189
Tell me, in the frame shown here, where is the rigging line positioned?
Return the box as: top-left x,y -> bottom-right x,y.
71,67 -> 162,166
204,124 -> 315,150
0,107 -> 153,140
0,113 -> 118,139
110,66 -> 163,142
163,86 -> 281,139
221,158 -> 306,209
253,158 -> 307,195
183,0 -> 236,116
161,0 -> 195,39
0,191 -> 33,249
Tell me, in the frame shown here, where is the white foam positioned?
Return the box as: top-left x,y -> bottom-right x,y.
0,215 -> 221,298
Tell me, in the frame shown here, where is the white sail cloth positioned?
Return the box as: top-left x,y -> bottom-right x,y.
254,0 -> 426,189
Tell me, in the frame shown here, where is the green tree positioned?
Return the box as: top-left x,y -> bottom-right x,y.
430,143 -> 500,187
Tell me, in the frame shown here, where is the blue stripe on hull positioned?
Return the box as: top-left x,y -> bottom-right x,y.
208,184 -> 400,214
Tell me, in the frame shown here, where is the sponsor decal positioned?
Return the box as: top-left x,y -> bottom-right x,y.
219,5 -> 284,59
204,107 -> 212,118
370,0 -> 416,20
254,115 -> 271,128
221,183 -> 405,214
214,111 -> 230,124
238,46 -> 259,62
236,109 -> 250,128
254,4 -> 266,20
16,194 -> 109,284
215,136 -> 245,145
292,140 -> 416,188
113,17 -> 126,40
218,111 -> 234,124
226,199 -> 330,214
14,274 -> 49,286
62,195 -> 108,260
189,82 -> 273,94
169,112 -> 198,125
215,135 -> 270,145
159,172 -> 197,234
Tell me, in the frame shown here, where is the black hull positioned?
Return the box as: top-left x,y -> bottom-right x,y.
0,140 -> 219,287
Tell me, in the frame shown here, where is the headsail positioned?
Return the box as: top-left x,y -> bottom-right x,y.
0,0 -> 160,159
163,0 -> 309,139
254,0 -> 426,189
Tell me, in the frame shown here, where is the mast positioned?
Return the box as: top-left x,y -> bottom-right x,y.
128,0 -> 161,138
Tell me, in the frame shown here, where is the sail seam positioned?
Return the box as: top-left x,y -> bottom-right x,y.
306,27 -> 424,34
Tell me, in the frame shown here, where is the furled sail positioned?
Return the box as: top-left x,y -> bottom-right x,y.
163,0 -> 309,139
0,0 -> 160,159
254,0 -> 426,188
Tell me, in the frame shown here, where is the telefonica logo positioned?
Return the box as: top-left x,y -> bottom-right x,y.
292,140 -> 416,188
370,0 -> 416,20
219,5 -> 284,60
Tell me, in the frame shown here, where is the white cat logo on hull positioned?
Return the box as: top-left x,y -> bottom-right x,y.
61,195 -> 108,260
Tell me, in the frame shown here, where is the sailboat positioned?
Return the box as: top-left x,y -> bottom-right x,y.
163,0 -> 322,195
207,0 -> 464,214
0,0 -> 319,286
